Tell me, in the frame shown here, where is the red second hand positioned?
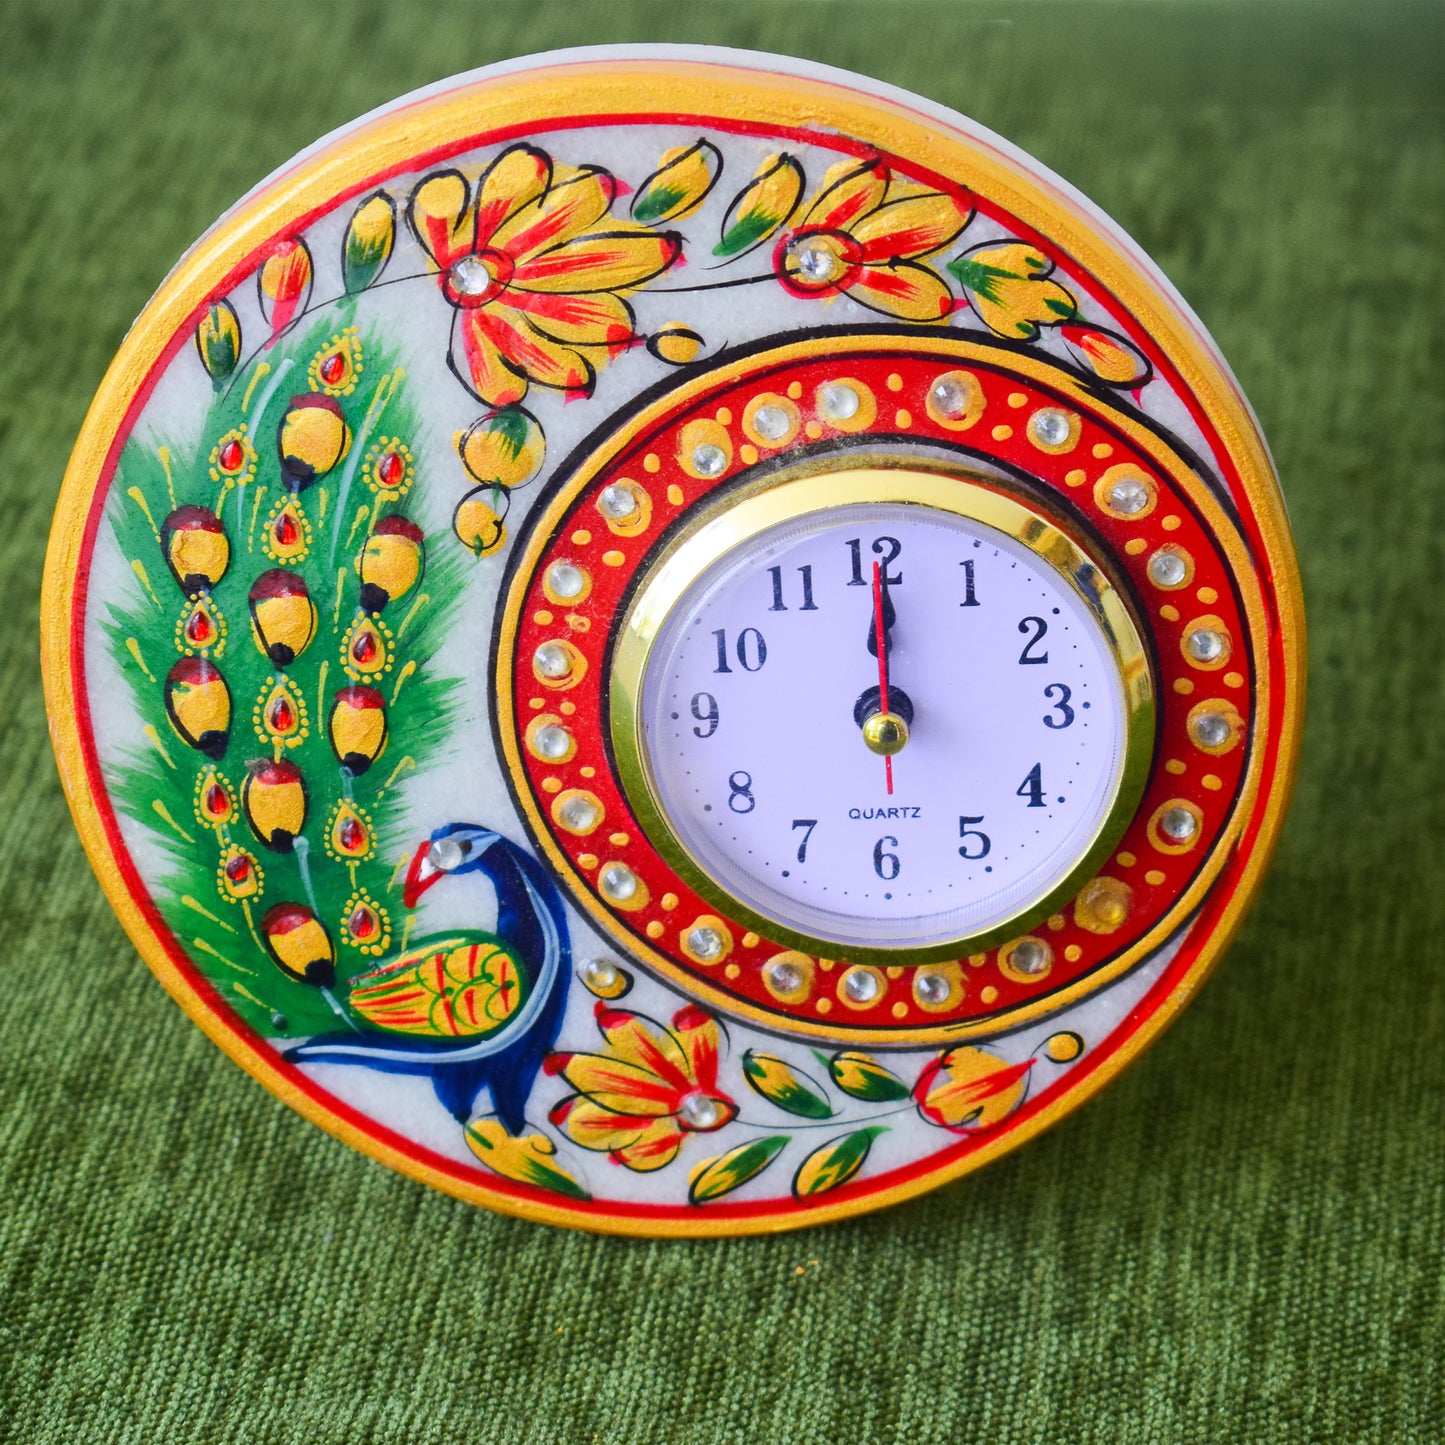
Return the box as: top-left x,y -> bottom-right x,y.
872,560 -> 893,796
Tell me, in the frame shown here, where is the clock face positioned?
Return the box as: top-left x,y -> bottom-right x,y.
624,487 -> 1145,956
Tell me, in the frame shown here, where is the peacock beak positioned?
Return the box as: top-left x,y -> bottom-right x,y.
403,841 -> 443,908
402,826 -> 503,907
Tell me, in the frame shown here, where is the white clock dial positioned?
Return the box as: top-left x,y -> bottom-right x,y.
627,486 -> 1142,954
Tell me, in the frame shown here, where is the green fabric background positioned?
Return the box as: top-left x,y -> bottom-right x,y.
4,2 -> 1441,1440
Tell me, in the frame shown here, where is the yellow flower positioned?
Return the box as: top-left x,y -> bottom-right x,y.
547,1002 -> 736,1173
408,145 -> 682,407
946,243 -> 1078,339
772,157 -> 972,321
913,1046 -> 1033,1132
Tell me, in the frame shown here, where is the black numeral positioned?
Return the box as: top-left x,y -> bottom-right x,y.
846,536 -> 903,587
959,558 -> 980,607
1043,683 -> 1074,729
791,818 -> 818,862
1018,616 -> 1049,664
767,564 -> 818,612
690,692 -> 719,738
1016,763 -> 1045,807
958,815 -> 991,860
712,627 -> 768,674
873,835 -> 900,881
727,770 -> 756,814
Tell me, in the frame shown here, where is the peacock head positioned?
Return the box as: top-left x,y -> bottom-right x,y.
403,823 -> 505,907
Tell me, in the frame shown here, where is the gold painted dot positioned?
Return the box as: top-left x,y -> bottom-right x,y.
1125,538 -> 1148,555
715,407 -> 732,425
643,454 -> 661,473
968,953 -> 987,968
602,549 -> 625,566
1008,391 -> 1028,409
1197,586 -> 1218,604
608,832 -> 629,847
541,777 -> 562,794
886,372 -> 904,392
571,529 -> 592,546
1065,469 -> 1087,487
1116,851 -> 1136,868
1092,442 -> 1114,459
646,920 -> 665,939
895,409 -> 912,428
559,700 -> 576,715
1203,773 -> 1223,791
666,483 -> 684,505
660,892 -> 679,910
885,966 -> 904,979
724,963 -> 740,980
1047,914 -> 1066,931
1173,678 -> 1195,695
1160,604 -> 1180,622
818,959 -> 835,973
1166,759 -> 1187,775
528,697 -> 544,710
1224,671 -> 1244,688
565,614 -> 589,634
991,424 -> 1013,441
735,444 -> 757,468
1045,1031 -> 1083,1063
815,997 -> 832,1014
1145,869 -> 1166,885
980,986 -> 999,1004
742,932 -> 760,948
579,765 -> 595,778
787,382 -> 803,400
577,853 -> 597,870
1064,945 -> 1082,962
532,609 -> 554,625
1162,514 -> 1181,531
891,1002 -> 908,1019
805,421 -> 822,439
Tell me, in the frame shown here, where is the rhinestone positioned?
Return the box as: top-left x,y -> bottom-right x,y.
1186,628 -> 1225,664
691,444 -> 727,477
1148,550 -> 1188,588
1030,409 -> 1072,447
686,925 -> 725,961
914,970 -> 951,1006
843,968 -> 880,1003
532,725 -> 572,760
767,961 -> 803,994
449,256 -> 491,296
794,238 -> 838,282
931,378 -> 968,416
1108,476 -> 1152,515
1191,711 -> 1232,748
819,383 -> 860,421
677,1093 -> 723,1130
1010,939 -> 1050,976
427,837 -> 465,872
547,562 -> 586,599
752,405 -> 790,441
599,863 -> 638,902
597,484 -> 637,521
534,642 -> 571,678
582,957 -> 619,990
558,796 -> 599,832
1161,806 -> 1198,842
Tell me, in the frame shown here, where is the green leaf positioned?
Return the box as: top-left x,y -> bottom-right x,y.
792,1127 -> 887,1199
689,1135 -> 789,1204
742,1051 -> 833,1118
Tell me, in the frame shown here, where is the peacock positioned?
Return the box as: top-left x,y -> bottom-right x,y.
104,211 -> 570,1143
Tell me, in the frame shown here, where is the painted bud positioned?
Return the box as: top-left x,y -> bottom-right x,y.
248,569 -> 317,668
257,238 -> 313,341
161,505 -> 230,594
164,656 -> 231,759
278,393 -> 350,490
194,301 -> 241,382
357,515 -> 424,613
242,759 -> 307,852
261,903 -> 335,988
458,407 -> 544,487
453,487 -> 508,557
343,191 -> 396,293
328,685 -> 388,775
632,140 -> 722,225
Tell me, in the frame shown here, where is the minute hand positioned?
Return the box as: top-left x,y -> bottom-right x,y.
871,560 -> 895,796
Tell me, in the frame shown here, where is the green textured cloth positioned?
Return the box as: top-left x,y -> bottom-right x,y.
4,2 -> 1442,1440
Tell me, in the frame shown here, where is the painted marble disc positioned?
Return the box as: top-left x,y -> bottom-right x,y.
41,47 -> 1303,1235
